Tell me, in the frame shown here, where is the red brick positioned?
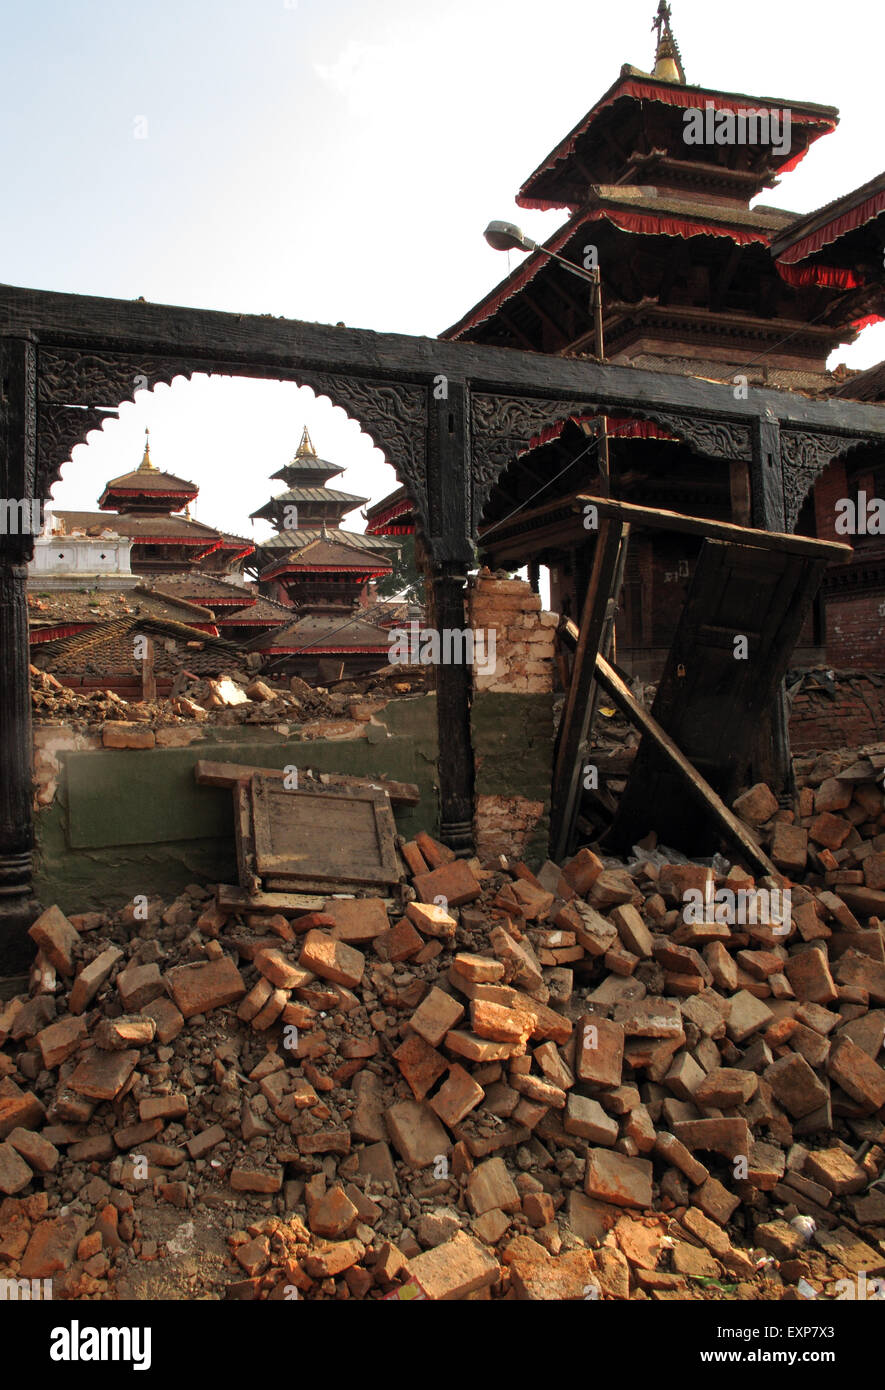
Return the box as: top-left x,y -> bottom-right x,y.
28,904 -> 80,976
406,1230 -> 498,1300
575,1015 -> 624,1087
827,1036 -> 885,1111
384,919 -> 425,962
408,986 -> 464,1049
784,947 -> 837,1005
299,930 -> 365,988
764,1054 -> 830,1118
429,1065 -> 485,1127
68,1047 -> 140,1101
386,1100 -> 451,1168
584,1148 -> 653,1209
69,945 -> 124,1014
35,1014 -> 87,1069
323,897 -> 389,943
413,860 -> 481,908
393,1033 -> 448,1100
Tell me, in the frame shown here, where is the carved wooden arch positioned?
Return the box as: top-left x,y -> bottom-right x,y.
780,428 -> 878,533
35,347 -> 430,537
469,391 -> 753,531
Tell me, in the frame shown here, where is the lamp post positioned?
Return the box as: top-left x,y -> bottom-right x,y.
483,221 -> 610,490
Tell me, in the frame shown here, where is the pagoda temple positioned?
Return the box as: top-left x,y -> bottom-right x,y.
250,427 -> 395,603
51,429 -> 256,578
32,432 -> 297,669
247,428 -> 398,679
428,2 -> 885,674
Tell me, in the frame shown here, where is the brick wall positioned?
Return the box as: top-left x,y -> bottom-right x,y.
788,670 -> 885,752
824,593 -> 885,670
468,571 -> 556,694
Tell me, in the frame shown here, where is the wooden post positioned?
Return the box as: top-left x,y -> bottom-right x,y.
140,635 -> 157,703
0,337 -> 41,972
750,414 -> 792,794
432,567 -> 475,853
429,380 -> 475,854
549,518 -> 628,860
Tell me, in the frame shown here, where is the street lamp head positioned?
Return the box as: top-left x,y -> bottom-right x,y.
483,220 -> 538,254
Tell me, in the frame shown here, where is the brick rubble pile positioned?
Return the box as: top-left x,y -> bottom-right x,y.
1,756 -> 884,1301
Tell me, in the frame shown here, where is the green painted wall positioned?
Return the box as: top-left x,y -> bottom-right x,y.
471,692 -> 556,867
34,698 -> 439,913
34,691 -> 555,911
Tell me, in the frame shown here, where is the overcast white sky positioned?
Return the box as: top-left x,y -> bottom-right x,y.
2,0 -> 882,537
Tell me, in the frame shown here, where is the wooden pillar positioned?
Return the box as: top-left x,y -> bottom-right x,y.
749,414 -> 792,796
528,560 -> 540,595
432,567 -> 475,853
428,380 -> 475,854
0,337 -> 41,973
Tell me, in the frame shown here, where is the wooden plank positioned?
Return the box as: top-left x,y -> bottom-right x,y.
216,885 -> 332,914
550,519 -> 628,860
193,759 -> 419,806
480,492 -> 853,564
593,653 -> 776,877
232,778 -> 260,896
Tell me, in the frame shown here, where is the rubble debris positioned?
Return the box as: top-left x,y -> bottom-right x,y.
2,756 -> 885,1301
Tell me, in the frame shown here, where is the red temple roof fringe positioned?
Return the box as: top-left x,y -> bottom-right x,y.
517,80 -> 836,204
777,188 -> 885,265
775,263 -> 862,290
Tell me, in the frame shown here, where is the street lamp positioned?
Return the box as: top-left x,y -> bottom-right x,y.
483,220 -> 610,488
483,221 -> 600,287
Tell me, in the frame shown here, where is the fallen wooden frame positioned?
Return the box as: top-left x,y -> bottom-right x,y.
593,652 -> 776,876
194,759 -> 405,902
479,491 -> 854,567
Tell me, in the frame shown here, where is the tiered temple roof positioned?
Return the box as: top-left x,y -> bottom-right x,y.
441,4 -> 882,383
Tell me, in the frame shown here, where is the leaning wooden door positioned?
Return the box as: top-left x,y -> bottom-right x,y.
609,540 -> 829,854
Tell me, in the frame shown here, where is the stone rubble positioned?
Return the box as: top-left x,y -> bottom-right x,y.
1,753 -> 884,1300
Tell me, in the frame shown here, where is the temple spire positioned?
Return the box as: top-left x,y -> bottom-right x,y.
296,426 -> 316,459
137,427 -> 157,474
651,1 -> 686,84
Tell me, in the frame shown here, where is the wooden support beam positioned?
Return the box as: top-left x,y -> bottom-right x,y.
550,518 -> 628,860
481,491 -> 853,565
594,652 -> 776,877
193,759 -> 420,806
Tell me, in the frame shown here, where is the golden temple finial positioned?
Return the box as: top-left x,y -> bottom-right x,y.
296,426 -> 317,458
652,1 -> 686,84
137,426 -> 157,473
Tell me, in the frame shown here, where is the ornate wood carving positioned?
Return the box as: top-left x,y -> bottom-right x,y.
470,395 -> 590,522
297,373 -> 429,534
781,429 -> 872,531
37,348 -> 200,405
37,349 -> 431,535
470,393 -> 753,526
647,412 -> 752,462
36,404 -> 117,497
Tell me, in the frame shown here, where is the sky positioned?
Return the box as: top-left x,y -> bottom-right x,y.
2,0 -> 883,539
